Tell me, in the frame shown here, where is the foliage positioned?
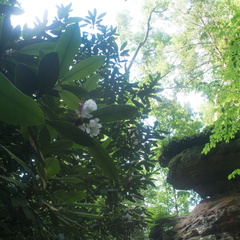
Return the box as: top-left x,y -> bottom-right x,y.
115,0 -> 240,235
0,3 -> 162,239
143,0 -> 240,153
120,0 -> 240,152
228,169 -> 240,180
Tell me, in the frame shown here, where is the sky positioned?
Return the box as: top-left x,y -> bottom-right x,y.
11,0 -> 143,27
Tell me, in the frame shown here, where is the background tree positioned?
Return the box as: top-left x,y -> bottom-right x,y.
126,0 -> 240,150
115,0 -> 240,230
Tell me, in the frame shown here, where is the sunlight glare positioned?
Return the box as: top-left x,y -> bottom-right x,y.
11,0 -> 143,28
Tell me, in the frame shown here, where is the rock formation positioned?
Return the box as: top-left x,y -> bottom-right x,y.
150,132 -> 240,239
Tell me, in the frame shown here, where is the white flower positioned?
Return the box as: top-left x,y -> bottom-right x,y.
81,99 -> 97,118
79,118 -> 102,137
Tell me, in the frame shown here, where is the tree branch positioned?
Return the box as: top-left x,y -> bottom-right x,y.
125,8 -> 165,73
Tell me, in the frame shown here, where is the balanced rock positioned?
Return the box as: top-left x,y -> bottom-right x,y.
152,132 -> 240,239
159,134 -> 240,197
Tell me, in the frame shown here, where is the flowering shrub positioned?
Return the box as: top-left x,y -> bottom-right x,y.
0,3 -> 161,240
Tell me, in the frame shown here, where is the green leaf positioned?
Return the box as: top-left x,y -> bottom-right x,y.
0,175 -> 26,188
54,190 -> 86,203
71,203 -> 103,208
92,105 -> 138,123
62,84 -> 88,98
45,157 -> 61,177
67,210 -> 102,218
56,23 -> 80,77
48,120 -> 95,147
89,140 -> 119,181
120,41 -> 127,51
50,177 -> 83,183
228,169 -> 240,180
42,140 -> 73,155
19,42 -> 57,55
12,24 -> 21,40
23,206 -> 37,223
15,63 -> 39,96
0,15 -> 12,51
59,89 -> 80,110
0,73 -> 44,126
0,144 -> 31,172
0,4 -> 24,15
83,74 -> 100,91
37,52 -> 59,96
64,17 -> 83,24
7,53 -> 39,69
97,12 -> 107,19
61,56 -> 105,82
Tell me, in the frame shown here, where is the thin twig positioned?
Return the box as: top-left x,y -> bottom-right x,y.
125,8 -> 166,73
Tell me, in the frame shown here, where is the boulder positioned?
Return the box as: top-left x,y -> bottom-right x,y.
152,132 -> 240,239
159,136 -> 240,197
150,194 -> 240,239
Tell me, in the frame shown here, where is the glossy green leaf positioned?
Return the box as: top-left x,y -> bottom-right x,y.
92,105 -> 138,123
56,23 -> 80,77
45,157 -> 61,177
0,73 -> 44,126
62,84 -> 88,98
0,15 -> 12,51
19,42 -> 57,55
15,63 -> 39,96
6,53 -> 39,69
37,52 -> 59,96
83,74 -> 100,91
12,24 -> 21,40
89,140 -> 119,181
54,190 -> 86,203
48,120 -> 95,147
61,56 -> 105,82
59,89 -> 80,110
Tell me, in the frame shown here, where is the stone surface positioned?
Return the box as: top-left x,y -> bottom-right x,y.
165,139 -> 240,197
178,194 -> 240,239
159,129 -> 212,168
153,133 -> 240,240
150,194 -> 240,240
